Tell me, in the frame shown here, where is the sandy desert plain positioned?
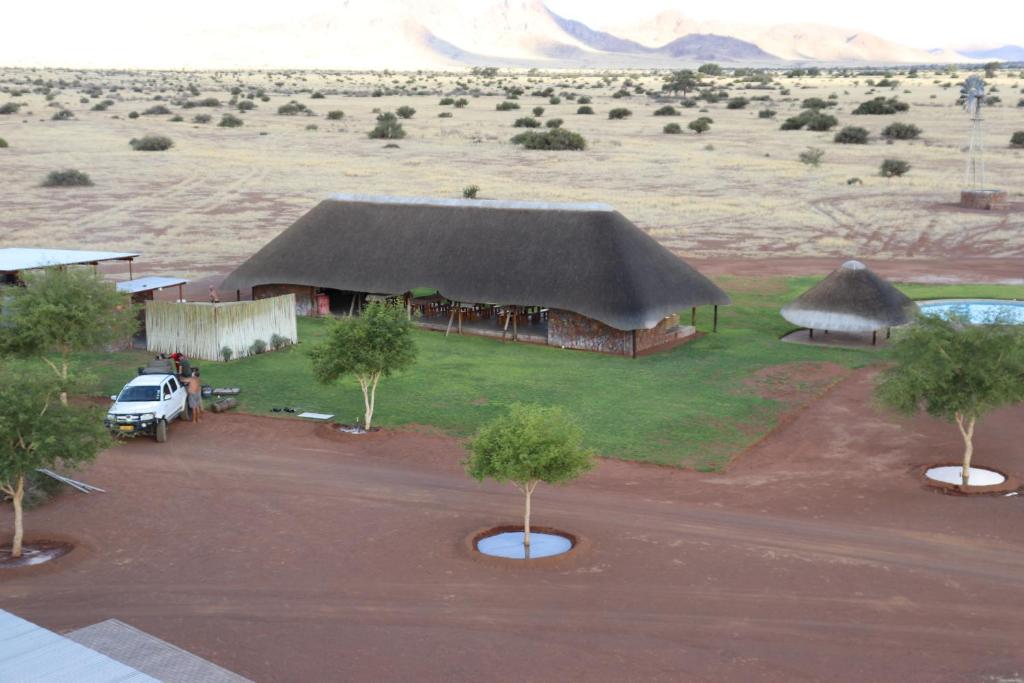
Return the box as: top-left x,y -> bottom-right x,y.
4,66 -> 1024,682
1,66 -> 1023,284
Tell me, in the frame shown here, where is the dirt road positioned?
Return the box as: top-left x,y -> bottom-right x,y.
2,370 -> 1022,682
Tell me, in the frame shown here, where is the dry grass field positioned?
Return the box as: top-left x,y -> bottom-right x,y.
1,67 -> 1022,284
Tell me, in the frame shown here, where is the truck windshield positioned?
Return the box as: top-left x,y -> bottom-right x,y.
117,385 -> 161,402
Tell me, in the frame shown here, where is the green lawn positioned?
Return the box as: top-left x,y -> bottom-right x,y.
81,278 -> 1024,468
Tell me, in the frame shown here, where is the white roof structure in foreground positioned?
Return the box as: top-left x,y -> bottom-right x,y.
0,610 -> 158,682
116,276 -> 188,294
0,248 -> 139,273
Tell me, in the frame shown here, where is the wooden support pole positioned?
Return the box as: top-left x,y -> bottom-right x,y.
178,284 -> 184,302
458,304 -> 463,334
886,327 -> 891,340
691,306 -> 696,326
445,306 -> 456,337
512,306 -> 518,341
809,328 -> 814,339
128,258 -> 133,280
235,289 -> 240,302
713,305 -> 719,333
872,330 -> 877,346
348,294 -> 356,317
502,307 -> 512,341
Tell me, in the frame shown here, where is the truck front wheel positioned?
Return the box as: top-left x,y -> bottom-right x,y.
155,419 -> 168,443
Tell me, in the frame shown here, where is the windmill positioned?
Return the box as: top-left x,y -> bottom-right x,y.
960,75 -> 986,189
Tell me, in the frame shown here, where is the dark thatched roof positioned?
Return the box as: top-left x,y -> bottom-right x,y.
222,195 -> 730,331
781,260 -> 918,332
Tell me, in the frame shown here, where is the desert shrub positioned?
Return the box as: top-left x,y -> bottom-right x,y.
834,126 -> 869,144
128,111 -> 139,119
0,138 -> 7,148
170,115 -> 183,122
510,128 -> 586,151
42,169 -> 93,187
277,100 -> 311,115
311,92 -> 325,99
249,339 -> 268,355
219,113 -> 243,127
852,97 -> 909,115
546,118 -> 563,129
847,177 -> 863,185
880,159 -> 911,177
984,95 -> 1001,106
496,101 -> 520,111
612,90 -> 631,99
576,105 -> 594,115
608,108 -> 632,119
237,100 -> 256,111
577,96 -> 591,105
653,105 -> 679,116
688,117 -> 711,134
463,184 -> 479,199
513,117 -> 540,128
91,100 -> 114,111
438,112 -> 453,118
221,346 -> 233,362
781,109 -> 837,131
1011,131 -> 1024,147
680,98 -> 697,108
1017,98 -> 1024,108
129,135 -> 174,151
51,109 -> 74,121
0,102 -> 21,114
439,97 -> 455,105
726,97 -> 749,109
799,147 -> 825,166
882,122 -> 921,140
801,97 -> 833,110
270,334 -> 291,351
454,98 -> 469,108
368,111 -> 405,139
532,106 -> 545,116
396,106 -> 416,119
758,109 -> 777,119
663,122 -> 682,134
193,113 -> 212,123
142,104 -> 172,115
326,110 -> 345,120
549,96 -> 561,105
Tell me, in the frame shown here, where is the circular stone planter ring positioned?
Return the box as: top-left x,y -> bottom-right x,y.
921,463 -> 1020,495
464,525 -> 589,568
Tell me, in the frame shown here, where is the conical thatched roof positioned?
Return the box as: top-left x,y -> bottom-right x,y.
222,194 -> 730,331
780,260 -> 917,332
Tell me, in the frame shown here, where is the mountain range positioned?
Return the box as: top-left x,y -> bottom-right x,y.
6,0 -> 1022,70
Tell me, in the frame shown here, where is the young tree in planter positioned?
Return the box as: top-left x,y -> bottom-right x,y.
0,268 -> 138,406
0,361 -> 110,558
465,404 -> 594,549
309,301 -> 416,430
876,314 -> 1024,484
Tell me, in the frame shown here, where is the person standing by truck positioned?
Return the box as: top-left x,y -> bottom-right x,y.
186,369 -> 203,423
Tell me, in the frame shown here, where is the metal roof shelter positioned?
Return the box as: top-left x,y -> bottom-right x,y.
0,248 -> 140,275
0,610 -> 158,682
116,276 -> 188,299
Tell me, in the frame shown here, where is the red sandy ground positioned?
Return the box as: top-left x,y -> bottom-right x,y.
1,369 -> 1022,682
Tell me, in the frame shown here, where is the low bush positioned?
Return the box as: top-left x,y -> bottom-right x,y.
270,334 -> 291,351
326,110 -> 345,120
663,122 -> 682,134
577,96 -> 592,105
182,97 -> 221,108
311,92 -> 325,99
758,109 -> 776,119
439,97 -> 455,105
781,109 -> 837,131
726,97 -> 749,109
834,126 -> 869,144
438,112 -> 453,118
128,111 -> 139,119
799,147 -> 825,166
852,97 -> 909,115
688,117 -> 711,134
510,128 -> 586,151
608,108 -> 632,119
396,106 -> 416,119
129,135 -> 174,151
42,169 -> 93,187
221,346 -> 233,362
278,101 -> 311,115
496,101 -> 520,111
142,104 -> 172,115
91,100 -> 114,111
653,105 -> 679,116
249,339 -> 268,355
237,100 -> 256,111
463,184 -> 479,199
576,105 -> 594,115
0,102 -> 21,115
680,98 -> 697,108
0,138 -> 7,148
801,97 -> 834,110
881,122 -> 921,140
193,113 -> 212,123
368,112 -> 405,139
454,98 -> 469,108
879,159 -> 911,177
546,118 -> 563,129
219,113 -> 243,127
51,109 -> 74,121
513,117 -> 540,128
549,96 -> 561,105
532,106 -> 545,117
1011,131 -> 1024,147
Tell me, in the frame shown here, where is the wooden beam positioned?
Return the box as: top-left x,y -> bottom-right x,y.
713,305 -> 718,333
691,306 -> 696,326
445,305 -> 457,337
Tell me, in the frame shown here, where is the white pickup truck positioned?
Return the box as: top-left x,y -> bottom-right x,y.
105,372 -> 188,442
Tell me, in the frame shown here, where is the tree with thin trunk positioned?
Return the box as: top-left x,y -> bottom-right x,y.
465,404 -> 594,550
0,361 -> 110,558
876,313 -> 1024,485
308,301 -> 416,430
0,267 -> 138,406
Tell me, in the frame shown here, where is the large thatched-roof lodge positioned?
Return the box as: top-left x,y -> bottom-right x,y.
781,260 -> 918,345
222,195 -> 730,356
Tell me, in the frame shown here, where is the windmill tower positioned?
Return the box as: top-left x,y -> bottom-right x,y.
959,75 -> 1006,209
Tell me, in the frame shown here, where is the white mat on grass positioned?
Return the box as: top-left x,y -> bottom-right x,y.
297,412 -> 334,420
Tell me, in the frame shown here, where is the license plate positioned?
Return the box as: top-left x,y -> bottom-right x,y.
119,425 -> 134,432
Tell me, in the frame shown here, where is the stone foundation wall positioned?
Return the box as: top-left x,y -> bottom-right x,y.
547,309 -> 632,355
253,284 -> 316,316
635,314 -> 694,352
960,189 -> 1007,210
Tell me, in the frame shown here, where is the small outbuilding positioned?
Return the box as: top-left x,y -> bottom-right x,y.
781,260 -> 918,346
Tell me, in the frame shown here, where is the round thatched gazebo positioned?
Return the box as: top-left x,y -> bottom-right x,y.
781,260 -> 918,345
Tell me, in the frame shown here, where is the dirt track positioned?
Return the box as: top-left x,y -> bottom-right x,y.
2,369 -> 1023,682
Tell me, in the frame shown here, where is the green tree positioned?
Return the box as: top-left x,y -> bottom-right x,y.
0,268 -> 138,405
308,301 -> 416,430
663,70 -> 700,96
465,404 -> 594,549
0,361 -> 111,558
368,112 -> 406,139
876,314 -> 1024,484
688,117 -> 711,134
698,63 -> 722,76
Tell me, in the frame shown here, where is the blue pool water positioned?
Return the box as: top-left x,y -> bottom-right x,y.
476,531 -> 572,559
919,299 -> 1024,325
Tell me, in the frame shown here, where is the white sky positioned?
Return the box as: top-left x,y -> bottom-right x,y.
2,0 -> 1020,64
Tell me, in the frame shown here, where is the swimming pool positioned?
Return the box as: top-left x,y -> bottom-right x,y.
918,299 -> 1024,325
